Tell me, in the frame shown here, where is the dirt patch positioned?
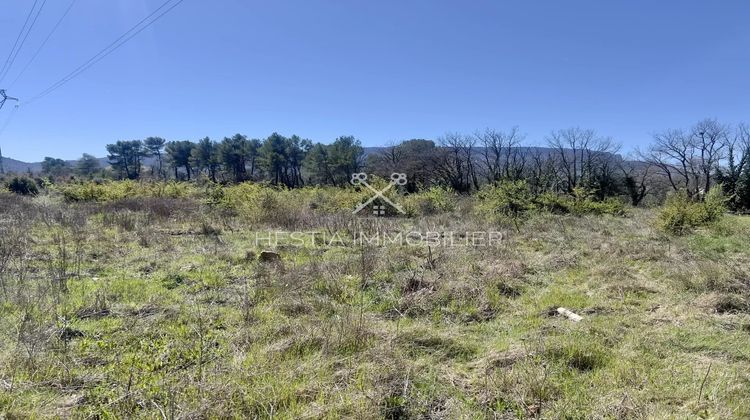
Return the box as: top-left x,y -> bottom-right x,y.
59,327 -> 84,341
470,347 -> 528,371
714,294 -> 750,314
259,250 -> 282,263
121,303 -> 175,319
495,279 -> 523,298
606,282 -> 658,299
400,330 -> 478,361
581,306 -> 614,315
56,394 -> 85,417
75,307 -> 111,320
696,292 -> 750,314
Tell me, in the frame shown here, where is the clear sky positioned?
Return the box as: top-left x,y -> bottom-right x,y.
1,0 -> 749,162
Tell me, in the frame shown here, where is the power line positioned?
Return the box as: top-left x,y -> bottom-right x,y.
0,0 -> 39,82
25,0 -> 182,105
25,0 -> 185,106
9,0 -> 77,89
0,0 -> 47,84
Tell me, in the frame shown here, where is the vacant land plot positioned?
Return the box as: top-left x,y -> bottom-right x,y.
1,190 -> 749,418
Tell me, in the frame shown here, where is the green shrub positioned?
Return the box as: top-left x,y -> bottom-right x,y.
403,186 -> 457,216
302,185 -> 368,214
220,183 -> 312,226
57,180 -> 200,202
569,197 -> 626,216
58,180 -> 125,201
535,192 -> 571,214
476,180 -> 535,231
6,177 -> 39,196
566,188 -> 626,216
533,188 -> 625,217
658,194 -> 696,235
658,187 -> 728,234
221,182 -> 277,221
203,183 -> 226,205
477,182 -> 626,229
703,185 -> 729,221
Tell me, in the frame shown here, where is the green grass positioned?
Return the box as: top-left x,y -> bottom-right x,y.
0,195 -> 749,418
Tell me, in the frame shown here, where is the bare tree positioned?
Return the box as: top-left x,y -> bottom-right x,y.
590,137 -> 622,199
367,139 -> 439,191
546,127 -> 619,193
435,133 -> 479,192
691,119 -> 728,194
368,141 -> 404,175
475,127 -> 526,183
506,141 -> 528,181
620,160 -> 653,206
547,127 -> 591,191
641,129 -> 699,197
643,119 -> 730,199
526,148 -> 559,194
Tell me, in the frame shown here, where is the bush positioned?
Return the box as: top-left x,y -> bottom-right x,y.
476,180 -> 535,230
220,183 -> 305,227
657,187 -> 728,234
6,177 -> 39,196
403,186 -> 457,216
477,183 -> 627,229
57,180 -> 200,202
57,180 -> 125,201
569,198 -> 626,217
703,185 -> 729,221
535,192 -> 571,214
533,188 -> 626,217
219,182 -> 388,225
302,185 -> 368,214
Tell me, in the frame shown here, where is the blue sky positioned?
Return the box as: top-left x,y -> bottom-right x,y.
1,0 -> 749,162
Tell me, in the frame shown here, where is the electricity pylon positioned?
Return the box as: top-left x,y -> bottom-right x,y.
0,89 -> 19,174
0,89 -> 19,110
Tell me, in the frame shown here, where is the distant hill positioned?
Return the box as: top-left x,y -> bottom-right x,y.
0,156 -> 109,175
0,156 -> 43,174
4,149 -> 381,174
364,145 -> 624,163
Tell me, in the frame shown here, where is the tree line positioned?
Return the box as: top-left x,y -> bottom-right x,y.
26,118 -> 750,211
72,133 -> 365,188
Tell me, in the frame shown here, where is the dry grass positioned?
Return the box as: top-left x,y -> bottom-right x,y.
0,191 -> 748,418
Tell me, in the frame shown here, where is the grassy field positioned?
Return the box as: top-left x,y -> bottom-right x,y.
1,189 -> 749,418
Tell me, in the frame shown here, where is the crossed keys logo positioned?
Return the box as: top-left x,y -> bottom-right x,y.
351,173 -> 407,215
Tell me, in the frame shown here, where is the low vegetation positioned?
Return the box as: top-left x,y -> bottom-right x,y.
5,176 -> 39,196
6,118 -> 750,215
0,182 -> 747,418
0,118 -> 744,418
477,182 -> 626,231
657,187 -> 729,234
